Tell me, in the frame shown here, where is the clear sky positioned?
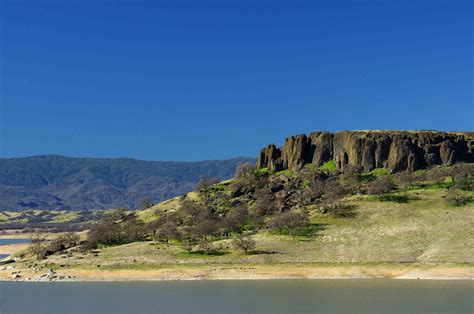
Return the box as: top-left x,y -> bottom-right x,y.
1,0 -> 472,161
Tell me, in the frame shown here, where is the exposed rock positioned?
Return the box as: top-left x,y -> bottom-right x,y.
0,258 -> 15,266
270,184 -> 285,193
257,130 -> 473,173
281,134 -> 311,170
257,144 -> 283,171
309,132 -> 334,166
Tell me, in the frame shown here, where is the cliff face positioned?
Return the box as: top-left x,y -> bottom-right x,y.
257,131 -> 474,173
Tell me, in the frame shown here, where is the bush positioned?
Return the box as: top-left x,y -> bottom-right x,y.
268,211 -> 309,235
47,232 -> 80,253
366,175 -> 395,195
181,239 -> 195,253
197,239 -> 215,255
445,188 -> 471,206
84,210 -> 146,250
396,171 -> 414,197
154,222 -> 180,243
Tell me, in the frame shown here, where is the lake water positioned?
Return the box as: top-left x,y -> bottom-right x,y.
0,238 -> 29,259
0,280 -> 471,313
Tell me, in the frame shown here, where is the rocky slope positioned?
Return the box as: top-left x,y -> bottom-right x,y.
0,155 -> 255,211
257,131 -> 474,173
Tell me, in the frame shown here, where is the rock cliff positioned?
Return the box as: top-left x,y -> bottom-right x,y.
257,131 -> 474,173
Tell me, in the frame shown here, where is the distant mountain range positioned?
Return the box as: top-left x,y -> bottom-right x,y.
0,155 -> 256,211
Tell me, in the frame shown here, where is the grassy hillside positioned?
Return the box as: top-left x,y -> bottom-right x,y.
66,188 -> 472,266
10,164 -> 473,280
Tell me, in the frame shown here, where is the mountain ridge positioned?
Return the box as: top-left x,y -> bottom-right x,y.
0,155 -> 256,211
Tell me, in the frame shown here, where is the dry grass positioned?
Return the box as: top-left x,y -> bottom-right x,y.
4,187 -> 472,281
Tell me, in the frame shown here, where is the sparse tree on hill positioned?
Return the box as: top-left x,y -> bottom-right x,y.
139,196 -> 153,210
429,167 -> 446,185
396,171 -> 414,198
195,175 -> 220,193
236,163 -> 255,177
366,175 -> 395,196
197,238 -> 214,255
28,233 -> 48,260
232,235 -> 256,254
47,232 -> 80,253
450,163 -> 474,190
222,205 -> 248,235
445,187 -> 471,206
154,221 -> 180,243
268,210 -> 309,236
322,179 -> 347,205
181,239 -> 194,253
179,200 -> 201,225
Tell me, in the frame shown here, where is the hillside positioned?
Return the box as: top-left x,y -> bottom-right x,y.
6,162 -> 473,281
3,130 -> 473,281
0,155 -> 255,211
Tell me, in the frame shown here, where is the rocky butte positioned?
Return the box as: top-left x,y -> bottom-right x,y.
257,130 -> 474,173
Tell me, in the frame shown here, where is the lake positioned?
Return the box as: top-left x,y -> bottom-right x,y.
0,279 -> 471,313
0,238 -> 30,259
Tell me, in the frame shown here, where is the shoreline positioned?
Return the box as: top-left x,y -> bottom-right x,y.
1,263 -> 472,282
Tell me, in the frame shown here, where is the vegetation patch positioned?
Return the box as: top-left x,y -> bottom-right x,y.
319,160 -> 336,172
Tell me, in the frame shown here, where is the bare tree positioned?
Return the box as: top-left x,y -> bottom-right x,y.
322,179 -> 347,205
445,188 -> 471,206
197,238 -> 214,255
48,232 -> 80,253
154,222 -> 179,243
28,233 -> 48,260
428,167 -> 446,185
195,176 -> 220,193
222,205 -> 248,235
268,210 -> 309,236
396,171 -> 414,197
235,163 -> 255,177
450,163 -> 474,189
139,195 -> 153,210
181,240 -> 194,253
232,235 -> 256,254
366,175 -> 395,196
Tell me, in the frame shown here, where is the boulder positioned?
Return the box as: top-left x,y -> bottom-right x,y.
270,184 -> 284,193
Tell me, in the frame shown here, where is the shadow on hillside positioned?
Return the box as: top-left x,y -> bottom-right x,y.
296,223 -> 328,240
323,204 -> 358,218
250,250 -> 282,255
185,251 -> 228,257
377,195 -> 410,203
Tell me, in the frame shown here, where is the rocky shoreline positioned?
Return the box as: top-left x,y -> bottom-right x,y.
1,262 -> 472,282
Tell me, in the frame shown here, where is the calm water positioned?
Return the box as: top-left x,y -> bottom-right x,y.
0,238 -> 29,259
0,280 -> 471,314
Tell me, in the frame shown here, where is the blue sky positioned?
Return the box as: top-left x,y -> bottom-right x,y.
1,0 -> 472,161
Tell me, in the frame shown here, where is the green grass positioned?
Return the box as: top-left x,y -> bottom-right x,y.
319,160 -> 337,172
303,163 -> 318,172
358,168 -> 391,183
275,169 -> 295,178
256,167 -> 269,174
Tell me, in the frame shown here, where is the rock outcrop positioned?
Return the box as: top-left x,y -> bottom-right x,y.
257,131 -> 474,173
